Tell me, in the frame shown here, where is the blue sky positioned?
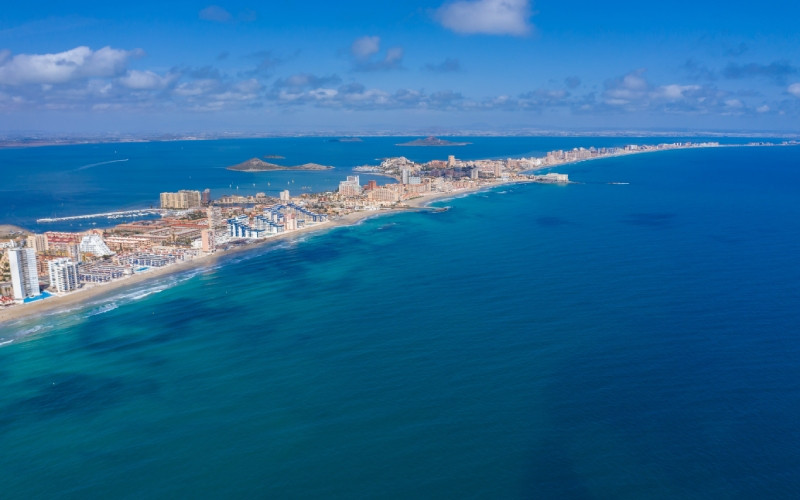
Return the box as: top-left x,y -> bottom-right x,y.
1,0 -> 799,135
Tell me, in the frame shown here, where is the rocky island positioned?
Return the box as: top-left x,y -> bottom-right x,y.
396,136 -> 470,147
227,158 -> 334,172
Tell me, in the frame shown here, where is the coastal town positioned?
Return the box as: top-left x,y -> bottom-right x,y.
0,139 -> 737,315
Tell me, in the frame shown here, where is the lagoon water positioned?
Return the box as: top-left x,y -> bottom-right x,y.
1,140 -> 800,497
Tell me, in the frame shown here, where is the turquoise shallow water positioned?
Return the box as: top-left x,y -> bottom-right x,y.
1,143 -> 800,498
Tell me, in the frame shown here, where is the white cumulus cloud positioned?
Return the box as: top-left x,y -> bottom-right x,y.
350,36 -> 403,71
199,5 -> 232,23
436,0 -> 533,36
788,83 -> 800,98
654,84 -> 701,100
0,46 -> 140,86
118,70 -> 177,90
351,36 -> 381,60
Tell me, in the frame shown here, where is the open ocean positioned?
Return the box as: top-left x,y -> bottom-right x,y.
1,138 -> 800,498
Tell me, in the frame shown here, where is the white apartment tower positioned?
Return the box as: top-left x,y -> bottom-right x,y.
48,258 -> 80,293
8,248 -> 40,300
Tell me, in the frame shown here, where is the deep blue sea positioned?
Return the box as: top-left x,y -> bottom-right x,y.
1,139 -> 800,498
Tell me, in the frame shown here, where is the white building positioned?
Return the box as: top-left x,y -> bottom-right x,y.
280,189 -> 291,201
338,175 -> 362,196
48,258 -> 79,293
541,173 -> 569,183
80,234 -> 114,257
8,248 -> 40,300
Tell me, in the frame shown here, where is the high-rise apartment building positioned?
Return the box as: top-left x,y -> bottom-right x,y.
8,248 -> 40,300
27,234 -> 48,253
48,258 -> 79,293
160,190 -> 202,209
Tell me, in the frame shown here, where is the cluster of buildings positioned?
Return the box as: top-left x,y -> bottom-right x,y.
2,144 -> 583,307
345,154 -> 540,209
227,203 -> 328,239
0,189 -> 335,305
1,230 -> 136,302
0,212 -> 215,304
533,142 -> 721,167
343,141 -> 728,206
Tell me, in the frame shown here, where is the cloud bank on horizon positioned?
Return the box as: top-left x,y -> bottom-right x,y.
0,0 -> 799,134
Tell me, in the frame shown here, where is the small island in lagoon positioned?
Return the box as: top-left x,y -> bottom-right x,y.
227,158 -> 334,172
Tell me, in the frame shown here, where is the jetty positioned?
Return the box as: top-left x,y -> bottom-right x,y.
36,209 -> 166,223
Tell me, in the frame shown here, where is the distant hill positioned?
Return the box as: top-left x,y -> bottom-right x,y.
396,136 -> 470,147
227,158 -> 334,172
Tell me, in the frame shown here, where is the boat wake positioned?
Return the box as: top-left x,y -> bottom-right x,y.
76,158 -> 130,171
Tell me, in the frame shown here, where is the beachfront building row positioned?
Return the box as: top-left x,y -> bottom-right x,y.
120,253 -> 177,268
79,263 -> 127,283
227,204 -> 328,240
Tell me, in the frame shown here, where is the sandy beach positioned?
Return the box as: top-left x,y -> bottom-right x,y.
0,186 -> 476,328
